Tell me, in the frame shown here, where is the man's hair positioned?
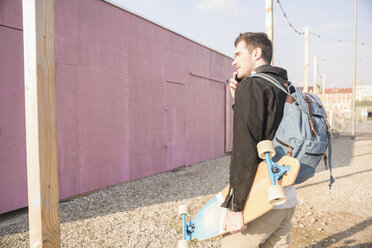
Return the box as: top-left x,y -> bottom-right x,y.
234,32 -> 272,63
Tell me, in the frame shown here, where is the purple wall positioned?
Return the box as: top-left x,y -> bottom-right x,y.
0,0 -> 27,214
0,0 -> 233,214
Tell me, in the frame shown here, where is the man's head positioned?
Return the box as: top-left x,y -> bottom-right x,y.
232,32 -> 272,79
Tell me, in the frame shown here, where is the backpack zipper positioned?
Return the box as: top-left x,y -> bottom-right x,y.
276,138 -> 294,156
305,152 -> 325,156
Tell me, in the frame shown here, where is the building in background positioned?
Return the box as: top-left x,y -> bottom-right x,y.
306,85 -> 321,95
323,88 -> 353,119
356,83 -> 372,102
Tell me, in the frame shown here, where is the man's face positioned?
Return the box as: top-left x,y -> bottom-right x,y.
232,40 -> 255,79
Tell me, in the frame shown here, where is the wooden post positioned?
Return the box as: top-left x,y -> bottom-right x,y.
22,0 -> 60,247
265,0 -> 274,65
304,27 -> 309,93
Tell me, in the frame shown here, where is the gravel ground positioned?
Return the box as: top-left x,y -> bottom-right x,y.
1,133 -> 371,248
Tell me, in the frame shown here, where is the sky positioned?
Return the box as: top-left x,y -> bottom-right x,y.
105,0 -> 372,88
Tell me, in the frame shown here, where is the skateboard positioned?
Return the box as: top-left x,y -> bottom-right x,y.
178,140 -> 300,247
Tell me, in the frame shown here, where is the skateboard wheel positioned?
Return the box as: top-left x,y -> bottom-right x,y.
267,185 -> 286,205
257,140 -> 276,159
178,204 -> 190,216
178,240 -> 190,248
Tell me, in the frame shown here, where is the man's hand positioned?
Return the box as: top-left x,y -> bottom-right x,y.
229,72 -> 239,99
223,210 -> 247,234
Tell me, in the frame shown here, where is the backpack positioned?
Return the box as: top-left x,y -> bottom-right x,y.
250,73 -> 335,188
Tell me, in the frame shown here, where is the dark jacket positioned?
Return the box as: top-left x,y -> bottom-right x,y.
221,64 -> 288,211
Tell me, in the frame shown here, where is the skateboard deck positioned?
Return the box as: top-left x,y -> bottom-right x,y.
179,155 -> 299,242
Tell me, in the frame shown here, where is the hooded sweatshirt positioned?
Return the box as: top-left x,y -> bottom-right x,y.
221,64 -> 289,211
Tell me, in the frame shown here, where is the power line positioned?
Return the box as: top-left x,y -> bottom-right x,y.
276,0 -> 304,36
276,0 -> 372,46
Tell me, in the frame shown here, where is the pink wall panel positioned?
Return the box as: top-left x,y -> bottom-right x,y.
0,25 -> 27,213
165,82 -> 186,170
0,0 -> 22,30
55,63 -> 80,199
0,0 -> 233,213
185,76 -> 226,165
55,0 -> 133,195
75,68 -> 130,193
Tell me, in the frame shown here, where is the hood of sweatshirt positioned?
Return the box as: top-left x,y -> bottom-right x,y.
253,64 -> 288,84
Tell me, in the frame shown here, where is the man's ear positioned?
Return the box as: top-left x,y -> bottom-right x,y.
254,47 -> 262,60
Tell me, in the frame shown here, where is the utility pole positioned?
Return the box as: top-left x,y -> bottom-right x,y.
313,56 -> 318,94
351,0 -> 357,139
22,0 -> 60,247
304,27 -> 309,93
265,0 -> 274,64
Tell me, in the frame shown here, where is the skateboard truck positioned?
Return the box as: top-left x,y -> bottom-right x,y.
265,152 -> 290,186
264,152 -> 290,205
257,140 -> 290,205
179,205 -> 191,247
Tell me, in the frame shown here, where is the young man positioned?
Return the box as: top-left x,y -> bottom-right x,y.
221,32 -> 297,248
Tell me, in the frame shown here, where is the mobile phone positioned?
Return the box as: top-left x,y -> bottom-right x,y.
235,75 -> 242,83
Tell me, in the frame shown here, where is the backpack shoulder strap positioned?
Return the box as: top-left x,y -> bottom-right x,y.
328,133 -> 335,189
249,73 -> 289,95
318,102 -> 335,189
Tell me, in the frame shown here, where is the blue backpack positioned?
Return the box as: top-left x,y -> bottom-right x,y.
250,73 -> 335,188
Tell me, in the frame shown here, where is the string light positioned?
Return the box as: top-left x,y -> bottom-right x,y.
276,0 -> 372,46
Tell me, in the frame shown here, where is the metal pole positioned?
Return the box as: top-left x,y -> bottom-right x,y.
351,0 -> 357,138
304,27 -> 309,93
265,0 -> 274,65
